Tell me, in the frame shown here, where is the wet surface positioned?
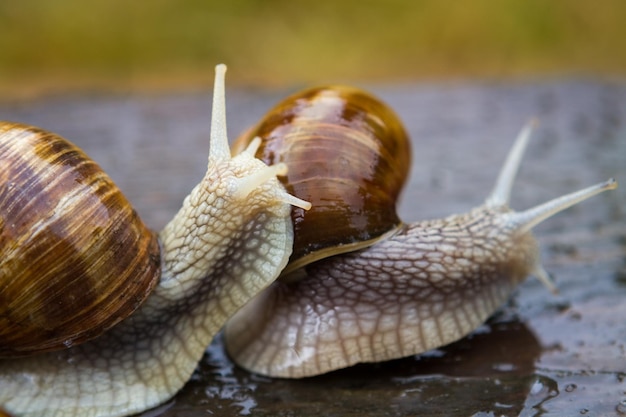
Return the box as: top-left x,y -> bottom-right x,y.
2,79 -> 625,416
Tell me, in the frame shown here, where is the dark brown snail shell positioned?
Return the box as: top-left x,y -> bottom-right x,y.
0,122 -> 161,357
233,85 -> 411,273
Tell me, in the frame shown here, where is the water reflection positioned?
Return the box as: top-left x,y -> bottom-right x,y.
142,308 -> 544,417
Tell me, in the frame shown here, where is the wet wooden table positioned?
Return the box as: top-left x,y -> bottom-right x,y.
2,79 -> 625,416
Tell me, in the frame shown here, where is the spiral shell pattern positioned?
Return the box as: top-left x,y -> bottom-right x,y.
233,86 -> 411,272
0,122 -> 160,357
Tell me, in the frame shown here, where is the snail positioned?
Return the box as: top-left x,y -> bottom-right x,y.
223,86 -> 618,378
0,65 -> 311,417
0,71 -> 617,417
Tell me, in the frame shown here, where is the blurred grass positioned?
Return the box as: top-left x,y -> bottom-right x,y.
1,0 -> 625,98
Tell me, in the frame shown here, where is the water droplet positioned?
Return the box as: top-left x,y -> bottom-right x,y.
528,376 -> 559,401
530,380 -> 544,395
565,383 -> 577,393
233,397 -> 257,415
470,412 -> 495,417
569,311 -> 582,321
492,362 -> 516,372
419,348 -> 446,358
200,337 -> 259,415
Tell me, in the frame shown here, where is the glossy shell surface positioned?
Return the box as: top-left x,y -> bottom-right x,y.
0,122 -> 161,357
233,86 -> 411,272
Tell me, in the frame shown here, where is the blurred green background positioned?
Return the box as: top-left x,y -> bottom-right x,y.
1,0 -> 625,98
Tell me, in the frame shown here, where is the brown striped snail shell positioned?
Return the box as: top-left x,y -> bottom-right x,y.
232,85 -> 411,275
0,122 -> 161,357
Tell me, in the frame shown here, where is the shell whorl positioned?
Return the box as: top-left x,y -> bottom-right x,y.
233,86 -> 411,273
0,123 -> 160,357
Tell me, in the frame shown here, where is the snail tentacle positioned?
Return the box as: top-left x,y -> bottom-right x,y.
503,177 -> 616,292
241,136 -> 262,156
208,63 -> 230,162
485,119 -> 536,208
232,162 -> 312,210
0,65 -> 307,417
484,119 -> 616,292
505,178 -> 617,233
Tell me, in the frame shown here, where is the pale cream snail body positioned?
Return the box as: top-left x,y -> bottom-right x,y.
0,66 -> 618,417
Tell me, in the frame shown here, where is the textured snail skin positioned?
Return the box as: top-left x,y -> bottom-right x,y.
225,124 -> 618,378
0,65 -> 310,417
226,207 -> 534,377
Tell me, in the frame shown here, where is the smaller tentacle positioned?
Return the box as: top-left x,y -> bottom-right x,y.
501,177 -> 616,292
485,119 -> 536,208
232,164 -> 312,211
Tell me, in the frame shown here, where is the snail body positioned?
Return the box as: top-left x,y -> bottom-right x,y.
225,90 -> 617,378
0,65 -> 310,417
